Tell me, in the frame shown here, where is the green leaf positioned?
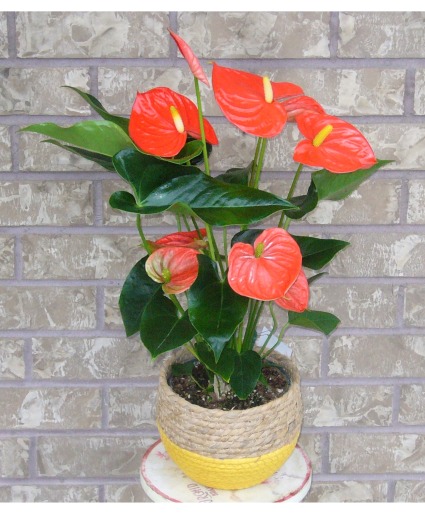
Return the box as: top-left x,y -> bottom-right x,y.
21,120 -> 134,157
291,235 -> 350,270
284,181 -> 318,220
188,255 -> 249,361
288,309 -> 340,335
63,86 -> 130,132
194,342 -> 236,382
109,191 -> 141,213
140,291 -> 197,358
159,140 -> 203,165
231,229 -> 263,247
215,162 -> 253,186
307,272 -> 328,285
229,351 -> 262,400
43,139 -> 115,171
119,256 -> 162,337
171,361 -> 195,377
112,149 -> 296,226
312,160 -> 392,201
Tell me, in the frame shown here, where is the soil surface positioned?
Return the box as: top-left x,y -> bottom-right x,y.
169,361 -> 290,411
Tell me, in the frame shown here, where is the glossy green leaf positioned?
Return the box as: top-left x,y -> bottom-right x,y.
290,235 -> 350,270
229,351 -> 262,399
312,160 -> 392,201
140,291 -> 197,358
21,121 -> 134,157
64,86 -> 130,132
160,140 -> 203,164
188,255 -> 249,361
288,309 -> 340,335
231,229 -> 263,247
112,149 -> 296,226
171,361 -> 195,377
43,139 -> 115,171
194,342 -> 236,382
307,272 -> 328,285
119,256 -> 161,337
284,181 -> 318,220
216,162 -> 253,185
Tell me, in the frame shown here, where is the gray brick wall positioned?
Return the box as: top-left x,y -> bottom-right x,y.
0,11 -> 425,503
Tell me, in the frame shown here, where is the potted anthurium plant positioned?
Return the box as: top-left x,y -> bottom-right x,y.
22,30 -> 388,490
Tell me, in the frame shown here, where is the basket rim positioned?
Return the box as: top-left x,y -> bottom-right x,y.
158,347 -> 301,417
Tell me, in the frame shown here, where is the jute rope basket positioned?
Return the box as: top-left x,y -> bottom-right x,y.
156,347 -> 303,490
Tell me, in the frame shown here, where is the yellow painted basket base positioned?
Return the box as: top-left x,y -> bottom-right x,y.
158,425 -> 299,490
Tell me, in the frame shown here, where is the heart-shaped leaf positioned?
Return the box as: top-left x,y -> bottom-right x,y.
229,350 -> 262,399
188,255 -> 249,361
64,86 -> 130,132
312,159 -> 392,201
119,256 -> 161,337
291,235 -> 350,270
288,309 -> 340,335
140,291 -> 197,358
112,149 -> 296,226
43,139 -> 115,171
194,341 -> 237,382
21,120 -> 134,157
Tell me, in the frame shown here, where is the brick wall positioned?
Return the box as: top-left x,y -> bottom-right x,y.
1,11 -> 425,502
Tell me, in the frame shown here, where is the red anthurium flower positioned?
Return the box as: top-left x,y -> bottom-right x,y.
168,29 -> 210,87
145,246 -> 200,295
212,63 -> 304,138
227,228 -> 302,301
129,87 -> 218,158
147,229 -> 208,252
293,112 -> 377,173
275,269 -> 309,313
282,95 -> 325,121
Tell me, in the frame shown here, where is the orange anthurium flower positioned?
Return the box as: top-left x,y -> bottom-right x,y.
168,29 -> 210,87
227,228 -> 302,301
293,112 -> 377,173
275,269 -> 309,313
129,87 -> 218,158
282,95 -> 325,121
212,63 -> 304,138
147,229 -> 208,252
145,246 -> 200,295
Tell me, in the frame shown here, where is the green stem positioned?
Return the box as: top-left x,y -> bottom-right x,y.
169,294 -> 185,315
250,138 -> 263,187
263,322 -> 290,359
194,77 -> 210,176
136,214 -> 151,254
278,163 -> 304,229
259,302 -> 279,356
222,227 -> 228,265
176,214 -> 182,232
252,138 -> 268,190
191,216 -> 203,239
182,215 -> 191,231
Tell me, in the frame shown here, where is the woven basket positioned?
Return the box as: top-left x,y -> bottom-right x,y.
156,348 -> 303,490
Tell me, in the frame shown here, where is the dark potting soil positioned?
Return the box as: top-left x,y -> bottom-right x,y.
168,361 -> 290,411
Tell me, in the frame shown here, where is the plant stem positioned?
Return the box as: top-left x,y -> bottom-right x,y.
191,216 -> 203,239
169,294 -> 185,315
136,214 -> 151,254
263,322 -> 290,358
250,138 -> 262,187
194,77 -> 210,176
259,302 -> 279,356
252,138 -> 268,189
278,163 -> 304,229
182,215 -> 191,231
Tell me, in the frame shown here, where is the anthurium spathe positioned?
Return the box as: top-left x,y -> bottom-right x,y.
275,269 -> 309,313
228,228 -> 302,301
282,95 -> 325,121
293,112 -> 377,173
145,246 -> 200,295
129,87 -> 218,158
212,63 -> 304,138
168,29 -> 210,87
147,229 -> 208,252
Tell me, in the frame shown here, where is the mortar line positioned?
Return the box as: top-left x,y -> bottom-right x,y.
92,179 -> 104,227
387,480 -> 396,502
98,484 -> 106,503
403,67 -> 416,116
328,12 -> 340,59
321,433 -> 330,475
392,385 -> 402,426
5,12 -> 17,59
28,436 -> 38,480
101,386 -> 110,430
23,338 -> 33,382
